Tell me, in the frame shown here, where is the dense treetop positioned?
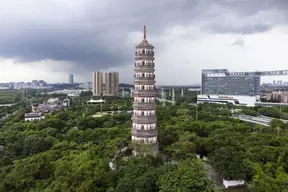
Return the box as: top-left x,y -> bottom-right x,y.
0,90 -> 287,191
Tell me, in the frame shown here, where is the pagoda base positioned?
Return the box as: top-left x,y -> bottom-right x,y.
131,142 -> 158,157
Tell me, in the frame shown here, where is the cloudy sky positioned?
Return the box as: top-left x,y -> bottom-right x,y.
0,0 -> 288,85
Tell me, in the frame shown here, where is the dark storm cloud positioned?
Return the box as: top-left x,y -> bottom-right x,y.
212,0 -> 288,16
203,23 -> 272,34
0,0 -> 286,72
0,0 -> 209,72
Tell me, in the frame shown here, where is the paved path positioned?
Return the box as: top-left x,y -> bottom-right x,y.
233,115 -> 269,126
234,114 -> 288,126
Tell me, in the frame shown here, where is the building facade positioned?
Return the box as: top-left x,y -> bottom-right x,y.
69,74 -> 74,84
105,72 -> 119,96
24,112 -> 45,121
92,71 -> 103,96
131,26 -> 158,152
201,69 -> 260,97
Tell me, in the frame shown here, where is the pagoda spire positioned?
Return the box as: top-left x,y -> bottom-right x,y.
143,25 -> 147,41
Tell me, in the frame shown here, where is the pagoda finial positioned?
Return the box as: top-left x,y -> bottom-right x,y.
144,25 -> 147,40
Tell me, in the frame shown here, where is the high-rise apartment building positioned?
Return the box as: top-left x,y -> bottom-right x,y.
69,74 -> 74,84
92,71 -> 103,96
131,25 -> 158,154
105,72 -> 119,96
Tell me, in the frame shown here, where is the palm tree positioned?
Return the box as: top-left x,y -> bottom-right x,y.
275,126 -> 281,136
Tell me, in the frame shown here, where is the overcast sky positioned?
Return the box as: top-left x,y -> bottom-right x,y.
0,0 -> 288,85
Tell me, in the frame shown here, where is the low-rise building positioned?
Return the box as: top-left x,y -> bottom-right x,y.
62,99 -> 70,107
25,98 -> 71,121
47,98 -> 59,104
24,112 -> 45,121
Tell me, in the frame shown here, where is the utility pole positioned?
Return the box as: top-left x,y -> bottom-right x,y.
122,88 -> 125,97
172,88 -> 175,106
162,92 -> 166,107
100,101 -> 103,114
181,88 -> 184,97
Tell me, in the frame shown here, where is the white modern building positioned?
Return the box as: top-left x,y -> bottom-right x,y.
197,94 -> 258,107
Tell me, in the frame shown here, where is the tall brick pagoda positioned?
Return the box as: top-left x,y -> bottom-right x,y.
131,25 -> 158,154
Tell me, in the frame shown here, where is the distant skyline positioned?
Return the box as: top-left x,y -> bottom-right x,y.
1,77 -> 287,86
0,0 -> 288,84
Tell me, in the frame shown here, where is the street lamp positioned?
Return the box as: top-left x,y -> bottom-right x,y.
100,102 -> 103,114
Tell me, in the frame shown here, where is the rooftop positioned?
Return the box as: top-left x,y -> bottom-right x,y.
25,112 -> 43,118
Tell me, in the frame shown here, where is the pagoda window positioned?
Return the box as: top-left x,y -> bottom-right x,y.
141,98 -> 144,103
142,49 -> 145,54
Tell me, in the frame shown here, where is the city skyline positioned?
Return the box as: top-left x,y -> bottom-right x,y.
0,0 -> 288,84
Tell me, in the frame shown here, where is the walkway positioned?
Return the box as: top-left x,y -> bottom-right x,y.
0,103 -> 15,107
109,147 -> 128,170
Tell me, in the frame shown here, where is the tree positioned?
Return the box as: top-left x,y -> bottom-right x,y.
250,165 -> 288,192
243,109 -> 257,116
157,159 -> 216,192
210,145 -> 252,180
23,134 -> 52,156
114,156 -> 162,192
270,118 -> 285,129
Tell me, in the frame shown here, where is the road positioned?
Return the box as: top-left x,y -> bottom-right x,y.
233,114 -> 288,126
233,115 -> 270,126
156,97 -> 173,103
259,115 -> 288,123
